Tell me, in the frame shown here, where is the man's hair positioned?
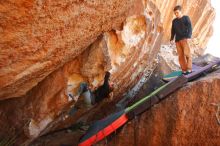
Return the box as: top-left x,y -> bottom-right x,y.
104,71 -> 111,80
174,5 -> 182,11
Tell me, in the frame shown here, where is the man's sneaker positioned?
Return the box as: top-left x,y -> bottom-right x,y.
182,71 -> 187,75
187,70 -> 192,75
182,70 -> 192,75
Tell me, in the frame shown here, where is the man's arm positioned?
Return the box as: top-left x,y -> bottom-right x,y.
170,20 -> 175,41
185,16 -> 192,38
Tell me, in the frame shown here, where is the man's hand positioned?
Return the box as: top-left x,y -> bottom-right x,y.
170,40 -> 175,45
109,82 -> 114,88
73,95 -> 79,101
107,92 -> 114,101
89,85 -> 96,91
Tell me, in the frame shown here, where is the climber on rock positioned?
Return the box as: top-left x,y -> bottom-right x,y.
73,71 -> 114,108
170,5 -> 193,75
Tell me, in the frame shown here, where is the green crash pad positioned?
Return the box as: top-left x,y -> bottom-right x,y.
162,63 -> 216,82
163,71 -> 182,81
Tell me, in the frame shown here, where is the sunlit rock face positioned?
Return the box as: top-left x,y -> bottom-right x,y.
0,0 -> 134,100
0,0 -> 216,145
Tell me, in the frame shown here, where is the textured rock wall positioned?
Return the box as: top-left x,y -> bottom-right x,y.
0,0 -> 214,100
0,0 -> 133,100
0,0 -> 216,145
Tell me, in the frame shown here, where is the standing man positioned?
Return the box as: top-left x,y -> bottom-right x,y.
170,5 -> 192,75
